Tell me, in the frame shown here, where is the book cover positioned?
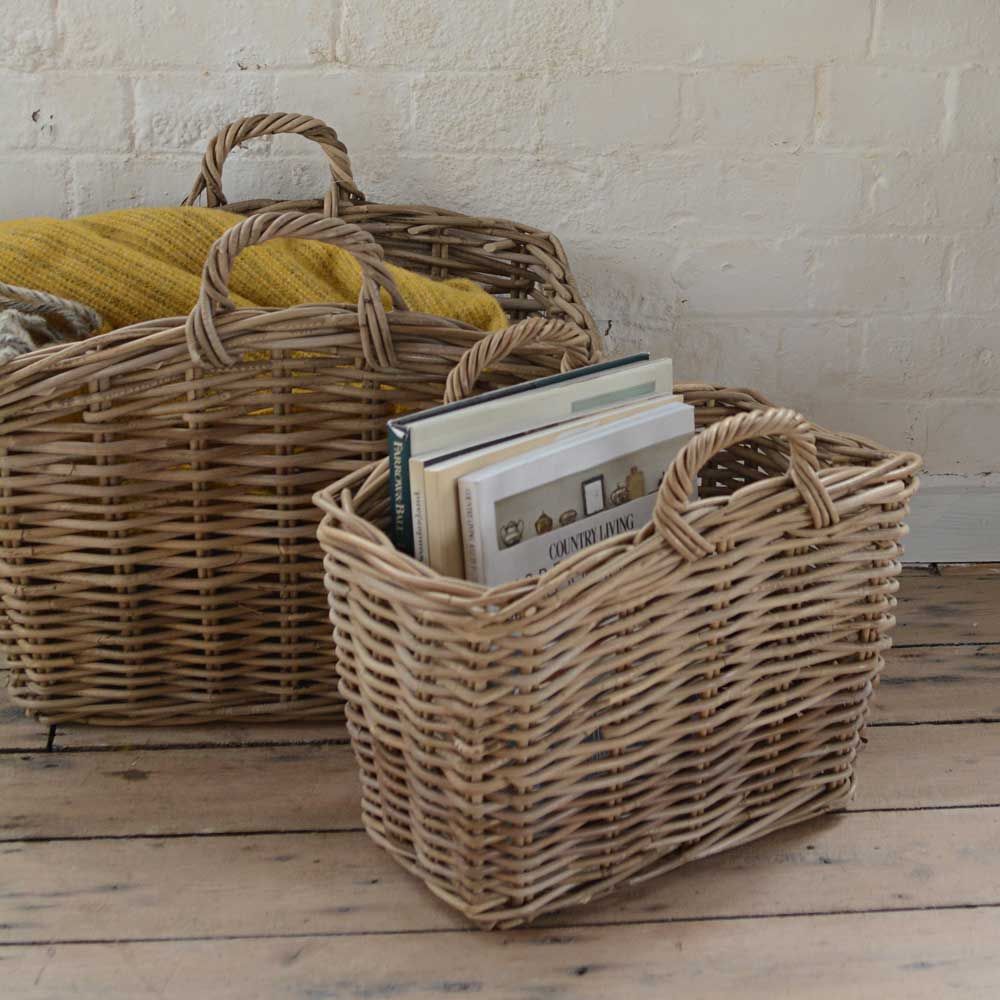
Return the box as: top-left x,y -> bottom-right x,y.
389,353 -> 669,554
459,401 -> 694,586
420,393 -> 682,578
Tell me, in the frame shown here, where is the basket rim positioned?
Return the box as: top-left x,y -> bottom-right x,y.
219,196 -> 570,239
313,393 -> 923,614
0,302 -> 521,404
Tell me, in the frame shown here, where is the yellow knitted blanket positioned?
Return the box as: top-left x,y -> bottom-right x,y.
0,207 -> 507,334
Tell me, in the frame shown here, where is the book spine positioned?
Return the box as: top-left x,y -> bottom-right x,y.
410,460 -> 428,564
458,479 -> 485,584
423,471 -> 452,577
388,425 -> 413,554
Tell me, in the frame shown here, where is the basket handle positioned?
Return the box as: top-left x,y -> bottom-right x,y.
184,211 -> 407,370
182,113 -> 365,218
443,317 -> 595,403
653,407 -> 838,561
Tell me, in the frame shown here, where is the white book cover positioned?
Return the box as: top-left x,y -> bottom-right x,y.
407,357 -> 673,459
459,400 -> 695,586
413,393 -> 682,574
403,357 -> 673,561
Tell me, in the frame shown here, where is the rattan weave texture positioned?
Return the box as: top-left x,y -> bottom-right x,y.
315,385 -> 921,927
0,212 -> 599,725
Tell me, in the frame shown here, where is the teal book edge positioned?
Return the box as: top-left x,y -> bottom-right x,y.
387,352 -> 650,554
389,423 -> 413,553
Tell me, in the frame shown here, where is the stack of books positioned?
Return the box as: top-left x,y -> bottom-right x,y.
388,354 -> 694,586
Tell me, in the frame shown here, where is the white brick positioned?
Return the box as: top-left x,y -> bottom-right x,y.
772,319 -> 866,421
863,153 -> 999,230
609,0 -> 871,65
339,0 -> 608,72
604,152 -> 864,236
0,156 -> 71,219
672,239 -> 814,314
0,3 -> 56,71
58,0 -> 335,69
506,0 -> 611,74
134,73 -> 276,154
861,316 -> 1000,399
670,317 -> 782,395
542,73 -> 680,155
951,69 -> 1000,152
681,67 -> 815,148
924,398 -> 1000,473
859,316 -> 945,401
598,155 -> 701,236
568,237 -> 684,329
70,155 -> 200,214
817,397 -> 928,457
0,72 -> 130,152
818,66 -> 946,149
714,154 -> 864,232
392,153 -> 608,237
876,0 -> 1000,63
813,237 -> 948,312
672,317 -> 863,402
951,234 -> 1000,311
274,71 -> 409,167
412,74 -> 544,154
680,317 -> 865,419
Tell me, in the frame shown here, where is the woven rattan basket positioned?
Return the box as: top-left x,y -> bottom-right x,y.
0,212 -> 600,725
183,112 -> 597,340
314,384 -> 921,927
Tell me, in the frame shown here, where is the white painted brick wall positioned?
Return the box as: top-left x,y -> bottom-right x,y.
681,67 -> 815,147
950,68 -> 1000,151
818,65 -> 947,149
875,0 -> 1000,63
543,72 -> 681,153
609,0 -> 873,64
0,0 -> 997,474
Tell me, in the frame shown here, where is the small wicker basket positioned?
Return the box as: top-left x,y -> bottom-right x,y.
0,212 -> 600,725
184,112 -> 597,340
314,384 -> 921,927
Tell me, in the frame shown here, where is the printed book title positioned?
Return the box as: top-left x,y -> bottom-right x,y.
547,512 -> 636,561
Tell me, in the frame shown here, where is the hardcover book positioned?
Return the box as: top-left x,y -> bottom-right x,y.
458,400 -> 695,586
387,353 -> 672,554
417,393 -> 682,577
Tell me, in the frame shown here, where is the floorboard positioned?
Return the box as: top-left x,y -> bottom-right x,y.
3,808 -> 999,942
49,718 -> 349,751
894,564 -> 1000,645
873,643 -> 1000,723
2,907 -> 998,1000
0,744 -> 363,841
2,722 -> 997,843
855,723 -> 1000,810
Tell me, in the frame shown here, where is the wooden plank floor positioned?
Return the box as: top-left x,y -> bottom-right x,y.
1,564 -> 998,999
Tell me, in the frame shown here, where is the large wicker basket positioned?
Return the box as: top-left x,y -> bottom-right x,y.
0,212 -> 600,725
183,112 -> 597,340
314,385 -> 921,927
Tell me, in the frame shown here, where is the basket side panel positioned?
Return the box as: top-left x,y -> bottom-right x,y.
0,322 -> 577,725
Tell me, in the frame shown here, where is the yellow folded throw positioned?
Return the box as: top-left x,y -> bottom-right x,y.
0,207 -> 507,335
